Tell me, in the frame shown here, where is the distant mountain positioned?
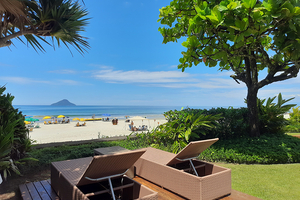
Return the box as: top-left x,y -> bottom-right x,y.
51,99 -> 76,106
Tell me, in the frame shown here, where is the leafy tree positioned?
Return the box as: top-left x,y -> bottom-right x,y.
158,0 -> 300,137
288,106 -> 300,124
0,0 -> 89,54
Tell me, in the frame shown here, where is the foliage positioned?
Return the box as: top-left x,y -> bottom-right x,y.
0,86 -> 35,180
162,93 -> 294,140
257,93 -> 296,134
289,106 -> 300,124
0,0 -> 89,54
285,106 -> 300,132
188,107 -> 250,139
144,112 -> 221,153
158,0 -> 300,137
21,134 -> 300,176
23,141 -> 117,172
199,134 -> 300,164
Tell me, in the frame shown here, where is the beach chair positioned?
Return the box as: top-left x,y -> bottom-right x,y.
76,122 -> 81,127
48,121 -> 52,124
134,138 -> 231,200
51,149 -> 158,200
44,121 -> 47,125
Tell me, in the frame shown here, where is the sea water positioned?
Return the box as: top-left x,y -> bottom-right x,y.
13,105 -> 211,120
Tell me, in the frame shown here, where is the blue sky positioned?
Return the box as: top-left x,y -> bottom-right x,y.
1,0 -> 300,107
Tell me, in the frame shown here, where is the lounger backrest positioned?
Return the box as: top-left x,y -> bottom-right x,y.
77,149 -> 146,186
167,138 -> 219,166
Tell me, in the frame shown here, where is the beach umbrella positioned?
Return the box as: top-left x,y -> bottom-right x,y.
80,118 -> 86,121
25,115 -> 33,118
43,116 -> 52,119
129,116 -> 148,120
73,117 -> 80,121
25,118 -> 39,122
57,115 -> 65,118
24,121 -> 31,125
129,116 -> 149,126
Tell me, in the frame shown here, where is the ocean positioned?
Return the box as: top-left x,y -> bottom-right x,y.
13,105 -> 211,120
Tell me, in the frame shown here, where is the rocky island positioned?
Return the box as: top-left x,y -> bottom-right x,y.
51,99 -> 76,106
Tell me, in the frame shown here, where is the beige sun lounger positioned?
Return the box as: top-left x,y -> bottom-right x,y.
51,149 -> 158,200
134,138 -> 231,200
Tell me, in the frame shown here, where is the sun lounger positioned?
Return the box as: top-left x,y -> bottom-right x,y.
51,149 -> 158,200
134,138 -> 231,200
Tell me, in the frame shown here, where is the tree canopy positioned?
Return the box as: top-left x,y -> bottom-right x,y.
158,0 -> 300,136
0,0 -> 89,54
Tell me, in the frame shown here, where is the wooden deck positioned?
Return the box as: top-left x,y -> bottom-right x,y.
19,179 -> 59,200
19,177 -> 261,200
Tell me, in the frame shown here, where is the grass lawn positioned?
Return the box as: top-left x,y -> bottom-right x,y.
217,163 -> 300,200
286,132 -> 300,136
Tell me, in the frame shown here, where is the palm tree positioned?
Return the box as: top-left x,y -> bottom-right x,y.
0,0 -> 89,54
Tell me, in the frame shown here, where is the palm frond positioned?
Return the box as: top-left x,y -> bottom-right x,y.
1,0 -> 90,54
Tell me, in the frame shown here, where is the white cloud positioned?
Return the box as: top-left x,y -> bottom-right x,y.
48,69 -> 77,74
0,76 -> 84,86
92,67 -> 246,89
0,76 -> 51,84
93,68 -> 195,84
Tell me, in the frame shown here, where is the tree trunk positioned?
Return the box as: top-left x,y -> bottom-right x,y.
247,86 -> 260,137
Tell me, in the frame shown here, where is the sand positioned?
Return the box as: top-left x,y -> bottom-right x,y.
28,118 -> 167,144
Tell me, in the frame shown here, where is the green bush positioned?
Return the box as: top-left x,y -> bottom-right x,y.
142,111 -> 221,153
199,134 -> 300,164
164,107 -> 250,139
0,86 -> 35,180
257,93 -> 295,135
285,106 -> 300,133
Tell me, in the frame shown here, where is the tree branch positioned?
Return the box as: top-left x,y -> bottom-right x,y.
258,65 -> 299,88
0,29 -> 36,47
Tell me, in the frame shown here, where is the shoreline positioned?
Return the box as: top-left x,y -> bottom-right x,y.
28,118 -> 167,144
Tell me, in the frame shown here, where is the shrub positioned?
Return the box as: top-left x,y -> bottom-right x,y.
0,86 -> 35,180
257,93 -> 296,135
285,106 -> 300,133
199,134 -> 300,164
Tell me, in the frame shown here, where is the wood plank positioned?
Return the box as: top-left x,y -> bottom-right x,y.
26,182 -> 42,200
40,180 -> 60,200
33,181 -> 51,200
19,184 -> 33,200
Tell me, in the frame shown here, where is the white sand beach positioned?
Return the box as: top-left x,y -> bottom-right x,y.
28,118 -> 167,144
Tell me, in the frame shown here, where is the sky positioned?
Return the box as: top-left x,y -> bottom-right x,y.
1,0 -> 300,107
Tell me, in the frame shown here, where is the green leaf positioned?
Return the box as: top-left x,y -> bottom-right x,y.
243,0 -> 256,9
281,8 -> 291,17
230,26 -> 241,31
289,21 -> 297,31
227,2 -> 238,10
206,15 -> 219,23
218,5 -> 228,12
294,7 -> 300,15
